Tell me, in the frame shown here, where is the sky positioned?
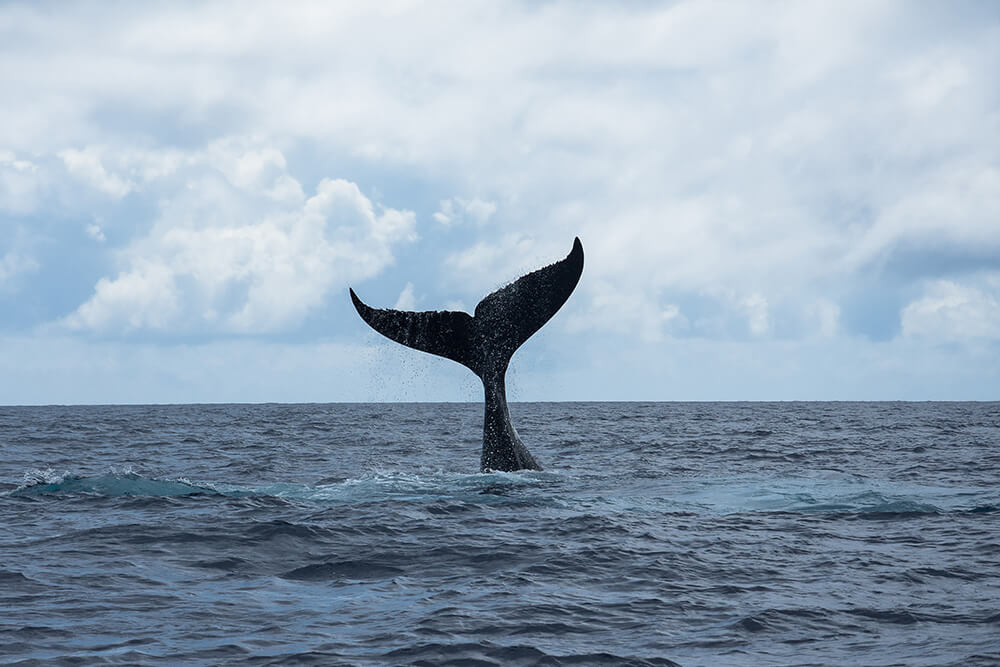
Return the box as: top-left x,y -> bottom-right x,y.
1,1 -> 999,404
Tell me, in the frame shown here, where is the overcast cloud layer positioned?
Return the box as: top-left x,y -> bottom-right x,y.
1,1 -> 998,403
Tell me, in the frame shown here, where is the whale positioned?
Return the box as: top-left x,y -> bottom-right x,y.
350,237 -> 584,472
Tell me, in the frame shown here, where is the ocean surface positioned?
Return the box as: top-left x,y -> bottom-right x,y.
1,402 -> 998,666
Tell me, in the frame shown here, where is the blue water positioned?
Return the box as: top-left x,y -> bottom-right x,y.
1,402 -> 998,666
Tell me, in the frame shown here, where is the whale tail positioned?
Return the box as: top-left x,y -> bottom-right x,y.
350,237 -> 584,472
349,237 -> 584,380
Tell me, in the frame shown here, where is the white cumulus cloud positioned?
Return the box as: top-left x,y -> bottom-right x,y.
433,197 -> 497,226
901,278 -> 1000,341
59,147 -> 133,199
64,142 -> 416,334
86,223 -> 106,242
393,282 -> 417,310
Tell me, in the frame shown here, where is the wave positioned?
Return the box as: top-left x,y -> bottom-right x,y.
11,468 -> 224,498
664,474 -> 997,515
8,467 -> 562,506
9,468 -> 996,516
378,643 -> 682,667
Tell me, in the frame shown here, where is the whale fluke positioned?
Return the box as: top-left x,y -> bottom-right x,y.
351,237 -> 584,471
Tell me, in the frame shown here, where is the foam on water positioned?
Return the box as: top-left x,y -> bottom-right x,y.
10,467 -> 996,517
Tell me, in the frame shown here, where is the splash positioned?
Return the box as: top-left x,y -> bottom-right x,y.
12,469 -> 221,497
8,467 -> 562,505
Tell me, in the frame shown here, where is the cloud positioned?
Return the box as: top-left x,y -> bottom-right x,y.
4,6 -> 996,320
848,161 -> 1000,274
0,334 -> 428,404
0,151 -> 44,214
0,2 -> 998,399
86,223 -> 106,242
0,249 -> 39,289
59,147 -> 133,199
806,299 -> 840,338
901,277 -> 1000,341
442,233 -> 579,299
433,197 -> 497,225
63,141 -> 416,334
204,141 -> 304,204
742,294 -> 770,337
566,279 -> 685,343
393,282 -> 416,310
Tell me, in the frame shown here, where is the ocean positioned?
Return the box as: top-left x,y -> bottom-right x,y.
1,402 -> 998,666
